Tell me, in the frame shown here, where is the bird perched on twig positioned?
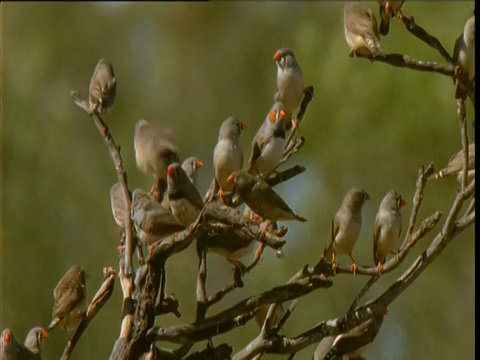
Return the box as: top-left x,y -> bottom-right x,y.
248,102 -> 288,178
110,182 -> 129,232
324,188 -> 370,275
452,15 -> 475,99
131,189 -> 184,246
88,58 -> 117,115
226,170 -> 306,232
167,163 -> 205,228
48,265 -> 87,345
134,119 -> 180,201
23,327 -> 49,360
344,1 -> 384,57
273,48 -> 305,130
373,190 -> 406,275
432,143 -> 475,185
378,0 -> 405,36
213,116 -> 246,203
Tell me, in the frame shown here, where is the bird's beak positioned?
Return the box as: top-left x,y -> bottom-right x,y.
268,111 -> 276,123
241,122 -> 247,130
226,174 -> 235,183
42,329 -> 49,339
400,198 -> 407,207
273,50 -> 281,62
196,160 -> 204,169
4,329 -> 11,342
168,165 -> 175,178
279,109 -> 286,119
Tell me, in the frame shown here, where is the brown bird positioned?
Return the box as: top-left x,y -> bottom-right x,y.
273,48 -> 305,129
131,189 -> 184,246
181,156 -> 204,187
109,182 -> 129,231
248,102 -> 288,178
134,119 -> 180,200
226,170 -> 306,232
433,143 -> 475,185
378,0 -> 405,36
88,58 -> 117,115
324,188 -> 371,275
213,116 -> 246,200
314,311 -> 386,360
167,163 -> 205,228
373,190 -> 406,275
23,327 -> 49,360
344,1 -> 383,57
48,265 -> 87,344
452,15 -> 475,99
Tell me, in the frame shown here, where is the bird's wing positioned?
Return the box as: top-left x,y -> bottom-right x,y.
324,217 -> 340,257
52,280 -> 85,319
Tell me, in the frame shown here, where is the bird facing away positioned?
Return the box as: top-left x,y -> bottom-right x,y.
23,327 -> 49,359
110,182 -> 128,231
373,190 -> 406,275
324,188 -> 371,274
314,311 -> 386,360
181,156 -> 204,187
273,48 -> 305,128
226,170 -> 306,231
131,189 -> 184,246
378,0 -> 405,36
213,116 -> 246,199
453,15 -> 475,98
167,163 -> 205,228
248,102 -> 288,178
48,265 -> 87,343
134,119 -> 180,199
88,58 -> 117,115
433,143 -> 475,185
344,1 -> 384,57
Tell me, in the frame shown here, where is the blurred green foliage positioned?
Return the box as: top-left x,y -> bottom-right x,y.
1,2 -> 474,359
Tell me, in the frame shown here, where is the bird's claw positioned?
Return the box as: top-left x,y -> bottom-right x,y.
351,262 -> 358,275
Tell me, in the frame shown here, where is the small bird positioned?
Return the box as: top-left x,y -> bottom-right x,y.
131,189 -> 184,246
254,303 -> 285,329
344,1 -> 384,57
273,48 -> 305,129
110,182 -> 129,231
23,327 -> 49,360
433,143 -> 475,185
88,58 -> 117,115
167,163 -> 205,228
248,102 -> 288,178
213,116 -> 246,200
181,156 -> 204,187
314,311 -> 386,360
1,328 -> 24,360
324,188 -> 371,275
48,265 -> 88,344
373,190 -> 406,275
378,0 -> 405,36
134,119 -> 180,200
452,15 -> 475,99
226,170 -> 306,231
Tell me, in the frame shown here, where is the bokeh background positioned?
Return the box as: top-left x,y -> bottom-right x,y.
1,2 -> 475,359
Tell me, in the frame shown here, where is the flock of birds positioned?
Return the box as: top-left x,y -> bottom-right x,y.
2,1 -> 475,359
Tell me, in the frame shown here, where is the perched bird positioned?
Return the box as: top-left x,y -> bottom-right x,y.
254,303 -> 285,329
273,48 -> 305,129
88,58 -> 117,115
181,156 -> 204,187
134,119 -> 180,201
1,328 -> 24,360
248,102 -> 288,178
48,265 -> 88,343
373,190 -> 406,275
213,116 -> 246,200
344,1 -> 384,57
452,15 -> 475,99
378,0 -> 405,36
131,189 -> 184,246
324,188 -> 371,274
433,143 -> 475,185
167,163 -> 205,228
313,311 -> 386,360
110,182 -> 129,231
23,327 -> 49,360
226,170 -> 306,231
